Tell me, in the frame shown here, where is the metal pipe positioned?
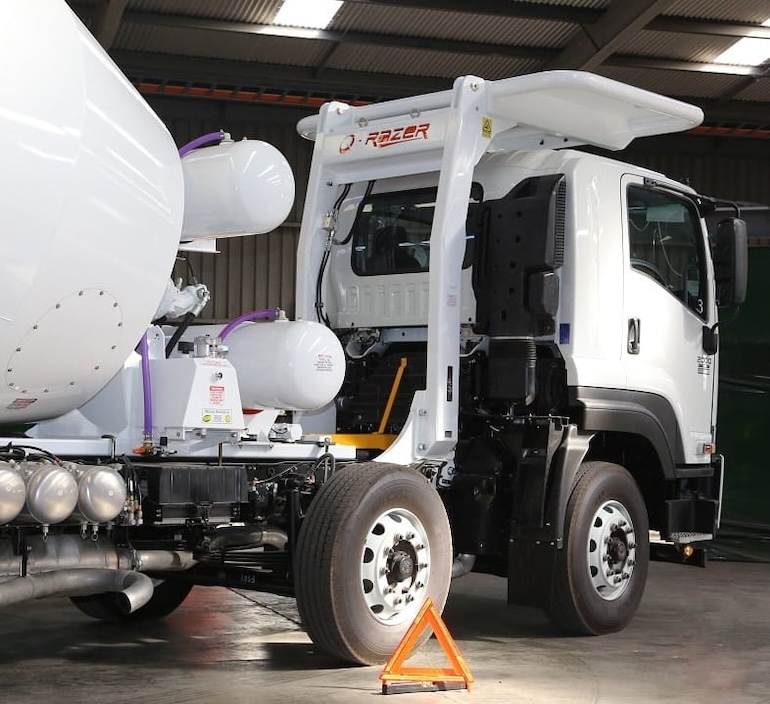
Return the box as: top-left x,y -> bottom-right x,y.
208,527 -> 288,552
0,569 -> 154,612
0,536 -> 197,577
451,553 -> 476,579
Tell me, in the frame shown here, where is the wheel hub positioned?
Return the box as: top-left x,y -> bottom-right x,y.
359,508 -> 430,625
586,500 -> 637,601
389,549 -> 415,582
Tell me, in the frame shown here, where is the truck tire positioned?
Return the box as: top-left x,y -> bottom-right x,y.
549,461 -> 649,635
294,462 -> 452,665
70,579 -> 193,623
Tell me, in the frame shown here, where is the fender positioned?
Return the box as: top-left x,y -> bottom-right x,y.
569,386 -> 683,477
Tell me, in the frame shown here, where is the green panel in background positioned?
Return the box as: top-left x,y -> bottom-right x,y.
717,246 -> 770,528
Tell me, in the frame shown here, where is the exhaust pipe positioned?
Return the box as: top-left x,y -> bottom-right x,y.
0,568 -> 154,613
451,553 -> 476,579
0,535 -> 198,610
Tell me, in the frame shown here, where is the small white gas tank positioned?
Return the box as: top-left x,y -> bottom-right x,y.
220,320 -> 345,411
181,139 -> 295,239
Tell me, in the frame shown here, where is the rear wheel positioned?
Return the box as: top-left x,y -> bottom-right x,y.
71,579 -> 193,623
294,462 -> 452,665
549,461 -> 649,634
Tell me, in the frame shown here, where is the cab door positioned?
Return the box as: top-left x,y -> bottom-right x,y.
622,177 -> 716,465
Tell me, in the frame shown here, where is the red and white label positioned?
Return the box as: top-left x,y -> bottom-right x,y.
209,385 -> 225,404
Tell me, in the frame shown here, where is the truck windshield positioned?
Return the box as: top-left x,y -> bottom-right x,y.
351,184 -> 482,276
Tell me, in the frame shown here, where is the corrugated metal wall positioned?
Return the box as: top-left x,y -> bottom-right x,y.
148,95 -> 770,322
617,133 -> 770,205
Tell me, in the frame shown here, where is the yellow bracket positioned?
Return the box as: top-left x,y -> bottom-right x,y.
378,356 -> 408,434
331,357 -> 408,450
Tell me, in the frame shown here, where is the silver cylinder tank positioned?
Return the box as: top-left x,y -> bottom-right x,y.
74,465 -> 127,524
23,464 -> 78,524
0,462 -> 26,524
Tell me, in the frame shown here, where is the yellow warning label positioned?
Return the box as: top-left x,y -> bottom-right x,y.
481,117 -> 493,139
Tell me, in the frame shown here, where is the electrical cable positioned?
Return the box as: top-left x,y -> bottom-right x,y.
164,312 -> 196,358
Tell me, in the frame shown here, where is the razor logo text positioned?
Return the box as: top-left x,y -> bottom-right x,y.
365,123 -> 430,148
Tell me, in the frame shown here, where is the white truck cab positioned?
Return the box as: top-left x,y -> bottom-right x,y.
289,71 -> 746,660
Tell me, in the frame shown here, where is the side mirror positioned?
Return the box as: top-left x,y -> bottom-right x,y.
713,218 -> 748,307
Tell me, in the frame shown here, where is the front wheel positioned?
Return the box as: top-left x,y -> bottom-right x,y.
294,462 -> 452,665
549,461 -> 649,635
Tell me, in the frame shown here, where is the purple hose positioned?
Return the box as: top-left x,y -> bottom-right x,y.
139,332 -> 153,440
178,130 -> 224,158
219,309 -> 279,341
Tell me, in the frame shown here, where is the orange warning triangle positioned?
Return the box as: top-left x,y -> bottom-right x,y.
379,597 -> 474,694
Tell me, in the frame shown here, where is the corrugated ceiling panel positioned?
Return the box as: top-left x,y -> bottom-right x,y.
127,0 -> 281,23
116,23 -> 332,66
621,29 -> 736,63
598,66 -> 747,100
514,0 -> 608,7
731,80 -> 770,103
326,44 -> 541,80
332,6 -> 573,49
667,0 -> 770,22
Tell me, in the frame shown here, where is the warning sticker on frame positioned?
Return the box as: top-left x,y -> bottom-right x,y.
202,408 -> 233,424
209,385 -> 225,404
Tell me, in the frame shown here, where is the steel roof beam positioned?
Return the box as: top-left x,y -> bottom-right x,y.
90,0 -> 128,49
83,9 -> 770,78
114,50 -> 770,127
546,0 -> 676,71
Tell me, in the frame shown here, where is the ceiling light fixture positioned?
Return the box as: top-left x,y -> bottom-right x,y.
273,0 -> 343,30
713,19 -> 770,67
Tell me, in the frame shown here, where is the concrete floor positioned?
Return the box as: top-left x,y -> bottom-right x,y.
1,548 -> 770,704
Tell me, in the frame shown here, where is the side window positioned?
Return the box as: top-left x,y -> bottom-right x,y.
627,185 -> 707,318
351,184 -> 482,276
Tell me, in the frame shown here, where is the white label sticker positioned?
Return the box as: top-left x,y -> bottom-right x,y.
315,353 -> 334,372
202,408 -> 233,424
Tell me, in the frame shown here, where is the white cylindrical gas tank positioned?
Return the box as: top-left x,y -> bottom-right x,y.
219,320 -> 345,411
0,1 -> 183,424
74,465 -> 128,525
181,139 -> 295,239
0,463 -> 26,525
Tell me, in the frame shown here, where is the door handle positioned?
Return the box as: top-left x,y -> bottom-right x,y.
627,317 -> 640,354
